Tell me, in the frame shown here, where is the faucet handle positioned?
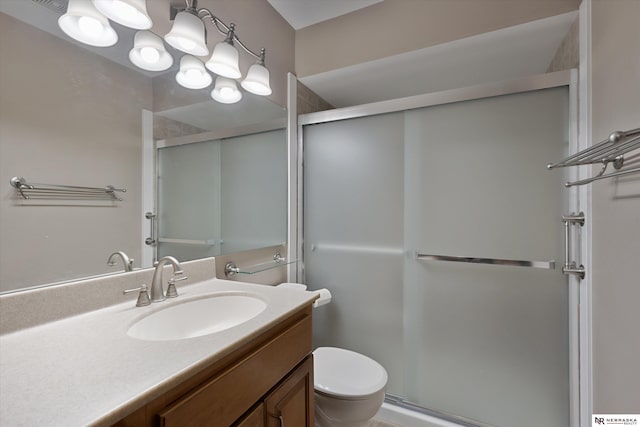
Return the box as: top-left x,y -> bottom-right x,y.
172,271 -> 188,282
166,271 -> 187,299
166,278 -> 179,298
123,284 -> 151,307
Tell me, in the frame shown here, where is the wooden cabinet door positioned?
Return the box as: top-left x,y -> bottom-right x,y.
234,404 -> 265,427
159,315 -> 312,427
265,356 -> 314,427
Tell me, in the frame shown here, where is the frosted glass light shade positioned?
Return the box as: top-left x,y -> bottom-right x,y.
205,41 -> 241,79
211,77 -> 242,104
241,63 -> 272,96
92,0 -> 152,29
176,55 -> 212,89
129,31 -> 173,71
164,10 -> 209,56
58,0 -> 118,47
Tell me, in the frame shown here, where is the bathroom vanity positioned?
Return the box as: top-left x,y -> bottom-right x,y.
0,273 -> 317,427
114,305 -> 313,427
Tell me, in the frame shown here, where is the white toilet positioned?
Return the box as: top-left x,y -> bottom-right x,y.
313,347 -> 388,427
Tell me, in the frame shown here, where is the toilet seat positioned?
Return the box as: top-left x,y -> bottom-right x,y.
313,347 -> 388,400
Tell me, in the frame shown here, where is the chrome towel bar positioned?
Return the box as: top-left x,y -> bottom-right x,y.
547,127 -> 640,187
224,252 -> 294,277
547,129 -> 640,169
414,252 -> 556,270
565,166 -> 640,187
10,176 -> 126,201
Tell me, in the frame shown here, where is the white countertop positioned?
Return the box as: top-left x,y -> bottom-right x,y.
0,278 -> 316,427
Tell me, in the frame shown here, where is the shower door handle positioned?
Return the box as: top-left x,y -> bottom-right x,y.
145,212 -> 156,246
562,212 -> 585,279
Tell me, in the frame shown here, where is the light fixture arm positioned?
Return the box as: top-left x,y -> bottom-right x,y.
181,0 -> 199,16
197,8 -> 265,61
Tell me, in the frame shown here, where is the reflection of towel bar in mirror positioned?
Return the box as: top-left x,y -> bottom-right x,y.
10,176 -> 126,201
157,237 -> 220,246
547,128 -> 640,187
225,252 -> 297,276
414,252 -> 556,270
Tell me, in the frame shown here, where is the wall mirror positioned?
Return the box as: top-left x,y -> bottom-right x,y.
0,1 -> 287,294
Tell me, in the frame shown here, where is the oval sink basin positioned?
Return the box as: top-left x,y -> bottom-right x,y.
127,293 -> 267,341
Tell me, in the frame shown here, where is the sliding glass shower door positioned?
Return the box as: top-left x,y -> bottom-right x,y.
303,86 -> 571,426
157,129 -> 286,261
304,112 -> 406,394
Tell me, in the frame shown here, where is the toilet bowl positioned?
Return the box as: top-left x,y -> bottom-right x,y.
313,347 -> 388,427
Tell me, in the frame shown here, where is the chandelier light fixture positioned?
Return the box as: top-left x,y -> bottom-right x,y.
205,24 -> 241,79
93,0 -> 152,30
164,6 -> 209,56
129,30 -> 173,71
211,76 -> 243,104
57,0 -> 272,103
175,55 -> 212,89
58,0 -> 118,47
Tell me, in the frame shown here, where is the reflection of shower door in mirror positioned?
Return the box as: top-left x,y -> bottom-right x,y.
157,140 -> 222,262
303,84 -> 573,426
156,129 -> 287,262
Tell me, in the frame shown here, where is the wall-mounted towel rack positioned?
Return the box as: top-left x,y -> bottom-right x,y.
414,252 -> 556,270
157,237 -> 219,246
225,252 -> 297,276
547,128 -> 640,187
10,176 -> 126,201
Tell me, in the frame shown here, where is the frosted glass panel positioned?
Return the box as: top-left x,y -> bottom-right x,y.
220,129 -> 287,253
303,113 -> 405,395
158,140 -> 221,261
302,87 -> 570,426
404,87 -> 569,426
158,129 -> 286,261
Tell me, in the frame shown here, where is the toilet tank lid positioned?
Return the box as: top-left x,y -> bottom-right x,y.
313,347 -> 388,398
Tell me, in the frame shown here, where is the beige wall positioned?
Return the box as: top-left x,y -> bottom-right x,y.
0,13 -> 152,291
295,0 -> 580,77
296,82 -> 334,115
547,15 -> 579,72
590,0 -> 640,412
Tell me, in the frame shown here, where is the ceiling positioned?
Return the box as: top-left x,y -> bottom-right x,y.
266,0 -> 383,30
297,11 -> 578,108
265,0 -> 577,109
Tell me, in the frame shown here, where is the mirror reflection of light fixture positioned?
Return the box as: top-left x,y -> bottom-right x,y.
164,8 -> 209,57
57,0 -> 272,102
241,49 -> 272,96
205,24 -> 241,79
92,0 -> 152,30
58,0 -> 118,47
129,31 -> 173,71
176,55 -> 212,90
211,77 -> 242,104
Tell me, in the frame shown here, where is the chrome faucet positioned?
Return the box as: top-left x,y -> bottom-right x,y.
107,251 -> 134,272
150,256 -> 187,303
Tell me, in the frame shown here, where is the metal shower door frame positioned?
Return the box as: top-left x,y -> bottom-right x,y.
292,69 -> 583,427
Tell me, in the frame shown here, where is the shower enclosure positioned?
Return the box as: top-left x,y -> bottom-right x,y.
156,128 -> 287,262
298,72 -> 579,427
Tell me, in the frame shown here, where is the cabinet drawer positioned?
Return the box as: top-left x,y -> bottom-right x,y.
159,314 -> 312,427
